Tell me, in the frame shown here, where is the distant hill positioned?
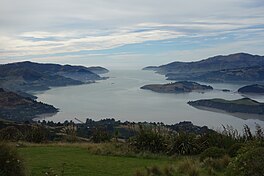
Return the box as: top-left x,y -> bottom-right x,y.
188,98 -> 264,115
166,66 -> 264,82
0,88 -> 58,121
143,53 -> 264,83
238,84 -> 264,94
141,81 -> 213,93
0,61 -> 108,92
0,61 -> 109,75
87,66 -> 109,74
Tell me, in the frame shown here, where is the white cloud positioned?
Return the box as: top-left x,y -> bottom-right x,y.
0,29 -> 185,58
0,0 -> 263,67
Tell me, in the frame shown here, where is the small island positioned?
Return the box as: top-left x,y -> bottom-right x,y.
0,88 -> 58,122
188,98 -> 264,115
141,81 -> 213,93
238,84 -> 264,94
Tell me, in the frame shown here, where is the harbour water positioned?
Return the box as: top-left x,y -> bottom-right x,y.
36,70 -> 264,130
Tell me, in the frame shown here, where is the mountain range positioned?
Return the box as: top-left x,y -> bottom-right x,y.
0,61 -> 109,93
144,53 -> 264,83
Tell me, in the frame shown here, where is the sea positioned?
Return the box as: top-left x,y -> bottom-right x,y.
35,70 -> 264,131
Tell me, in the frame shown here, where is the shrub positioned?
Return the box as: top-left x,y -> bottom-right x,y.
91,127 -> 111,143
168,132 -> 199,155
0,143 -> 26,176
228,143 -> 244,157
178,159 -> 200,176
134,165 -> 171,176
226,147 -> 264,176
199,131 -> 236,150
163,165 -> 175,176
219,154 -> 231,168
200,147 -> 226,161
202,154 -> 231,172
24,125 -> 49,143
0,126 -> 24,141
61,124 -> 77,142
147,165 -> 162,175
130,125 -> 167,153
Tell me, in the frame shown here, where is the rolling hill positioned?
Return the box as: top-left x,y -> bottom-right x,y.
0,61 -> 109,92
0,88 -> 58,121
144,53 -> 264,83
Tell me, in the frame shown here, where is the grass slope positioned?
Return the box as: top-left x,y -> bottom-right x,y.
19,146 -> 170,176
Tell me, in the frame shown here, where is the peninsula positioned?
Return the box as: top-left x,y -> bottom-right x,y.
238,84 -> 264,94
0,61 -> 109,93
0,88 -> 58,122
188,98 -> 264,115
143,53 -> 264,83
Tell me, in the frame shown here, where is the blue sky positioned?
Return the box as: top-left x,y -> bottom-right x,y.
0,0 -> 264,69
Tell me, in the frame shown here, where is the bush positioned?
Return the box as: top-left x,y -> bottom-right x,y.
134,165 -> 172,176
228,143 -> 244,157
226,147 -> 264,176
200,147 -> 226,161
61,125 -> 77,142
0,126 -> 24,141
202,154 -> 231,172
24,125 -> 49,143
134,163 -> 197,176
199,131 -> 236,150
0,143 -> 26,176
91,127 -> 111,143
168,132 -> 199,155
130,125 -> 167,153
178,159 -> 200,176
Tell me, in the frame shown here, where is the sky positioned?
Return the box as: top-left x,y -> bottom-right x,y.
0,0 -> 264,69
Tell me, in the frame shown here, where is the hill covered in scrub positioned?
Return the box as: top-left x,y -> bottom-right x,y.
144,53 -> 264,83
0,88 -> 58,121
0,61 -> 109,92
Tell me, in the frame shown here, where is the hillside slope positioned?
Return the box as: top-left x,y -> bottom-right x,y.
146,53 -> 264,74
0,88 -> 58,121
144,53 -> 264,83
0,61 -> 108,92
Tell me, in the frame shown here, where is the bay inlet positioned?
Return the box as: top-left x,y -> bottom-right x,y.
35,70 -> 264,130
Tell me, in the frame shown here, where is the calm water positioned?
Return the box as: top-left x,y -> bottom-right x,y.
36,70 -> 264,130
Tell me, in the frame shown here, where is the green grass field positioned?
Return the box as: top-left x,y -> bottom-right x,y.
18,146 -> 172,176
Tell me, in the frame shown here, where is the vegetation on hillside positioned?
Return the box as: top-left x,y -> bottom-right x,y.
0,117 -> 263,175
144,53 -> 264,82
0,88 -> 58,122
0,61 -> 108,93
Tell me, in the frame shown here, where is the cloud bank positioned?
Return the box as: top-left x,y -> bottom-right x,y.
0,0 -> 263,68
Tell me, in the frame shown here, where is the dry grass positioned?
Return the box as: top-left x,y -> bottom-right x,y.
178,158 -> 200,176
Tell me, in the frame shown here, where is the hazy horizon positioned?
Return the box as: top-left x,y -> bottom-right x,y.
0,0 -> 264,69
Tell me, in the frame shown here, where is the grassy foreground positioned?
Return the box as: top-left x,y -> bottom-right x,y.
18,145 -> 172,176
